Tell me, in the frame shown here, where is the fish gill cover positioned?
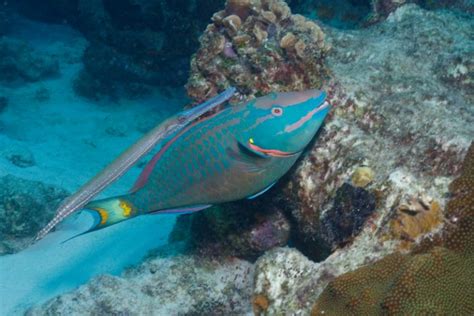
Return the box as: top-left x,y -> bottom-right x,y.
0,0 -> 473,315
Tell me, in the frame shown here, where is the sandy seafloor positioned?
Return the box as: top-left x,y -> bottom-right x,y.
0,17 -> 188,314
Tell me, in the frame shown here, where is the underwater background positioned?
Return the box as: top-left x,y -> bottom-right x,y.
0,0 -> 473,315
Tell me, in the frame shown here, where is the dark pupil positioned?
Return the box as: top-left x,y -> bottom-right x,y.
274,108 -> 281,113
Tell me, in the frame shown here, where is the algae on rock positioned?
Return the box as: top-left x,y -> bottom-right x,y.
312,143 -> 474,315
186,0 -> 330,102
0,175 -> 68,254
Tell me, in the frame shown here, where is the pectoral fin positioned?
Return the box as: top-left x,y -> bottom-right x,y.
149,204 -> 212,215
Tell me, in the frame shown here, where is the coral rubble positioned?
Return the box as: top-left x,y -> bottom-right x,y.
186,0 -> 330,102
0,175 -> 68,254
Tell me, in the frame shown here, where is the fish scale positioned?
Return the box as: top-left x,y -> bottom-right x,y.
65,89 -> 330,237
133,108 -> 279,212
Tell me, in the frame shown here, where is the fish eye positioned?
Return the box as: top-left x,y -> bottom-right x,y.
271,107 -> 283,116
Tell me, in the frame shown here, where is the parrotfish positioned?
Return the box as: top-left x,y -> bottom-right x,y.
36,89 -> 330,240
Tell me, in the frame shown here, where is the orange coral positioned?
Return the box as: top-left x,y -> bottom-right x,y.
312,142 -> 474,315
389,197 -> 443,250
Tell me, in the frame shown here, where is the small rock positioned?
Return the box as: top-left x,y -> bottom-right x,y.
3,145 -> 36,168
0,175 -> 68,254
351,166 -> 375,188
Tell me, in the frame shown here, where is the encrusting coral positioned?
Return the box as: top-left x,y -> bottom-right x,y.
388,196 -> 443,250
186,0 -> 330,102
312,143 -> 474,315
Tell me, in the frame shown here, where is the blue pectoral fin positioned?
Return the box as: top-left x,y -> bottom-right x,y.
247,182 -> 276,199
149,204 -> 212,215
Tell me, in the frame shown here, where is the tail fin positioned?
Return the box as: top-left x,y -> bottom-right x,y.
62,196 -> 139,242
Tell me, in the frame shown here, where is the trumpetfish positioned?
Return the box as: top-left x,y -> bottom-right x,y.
35,88 -> 330,241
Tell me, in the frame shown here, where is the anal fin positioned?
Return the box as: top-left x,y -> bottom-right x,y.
247,182 -> 276,199
149,204 -> 212,215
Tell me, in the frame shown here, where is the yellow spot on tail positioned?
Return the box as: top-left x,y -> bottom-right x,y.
95,208 -> 108,225
249,138 -> 254,144
119,200 -> 133,217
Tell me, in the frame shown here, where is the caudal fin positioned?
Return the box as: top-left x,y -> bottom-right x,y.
62,196 -> 139,242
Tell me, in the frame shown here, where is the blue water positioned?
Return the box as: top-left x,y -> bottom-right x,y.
0,212 -> 177,314
0,13 -> 187,313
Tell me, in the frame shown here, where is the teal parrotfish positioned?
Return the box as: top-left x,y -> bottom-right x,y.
37,89 -> 330,240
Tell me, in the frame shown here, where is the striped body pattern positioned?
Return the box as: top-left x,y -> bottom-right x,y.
131,107 -> 299,213
82,89 -> 331,235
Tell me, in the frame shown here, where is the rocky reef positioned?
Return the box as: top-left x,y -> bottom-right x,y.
370,0 -> 474,21
0,175 -> 68,254
251,5 -> 473,314
312,142 -> 474,315
186,0 -> 330,102
25,3 -> 474,315
171,197 -> 291,260
289,0 -> 474,26
287,0 -> 372,28
28,244 -> 254,315
280,3 -> 473,260
9,0 -> 225,99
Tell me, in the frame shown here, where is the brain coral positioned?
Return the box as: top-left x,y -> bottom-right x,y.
186,0 -> 330,102
312,142 -> 474,315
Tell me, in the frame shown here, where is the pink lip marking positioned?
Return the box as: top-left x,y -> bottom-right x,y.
248,142 -> 295,157
284,101 -> 330,133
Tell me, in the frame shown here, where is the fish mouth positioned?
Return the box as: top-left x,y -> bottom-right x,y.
247,142 -> 300,158
241,100 -> 330,158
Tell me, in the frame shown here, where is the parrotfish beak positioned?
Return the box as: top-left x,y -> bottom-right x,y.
239,89 -> 331,158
